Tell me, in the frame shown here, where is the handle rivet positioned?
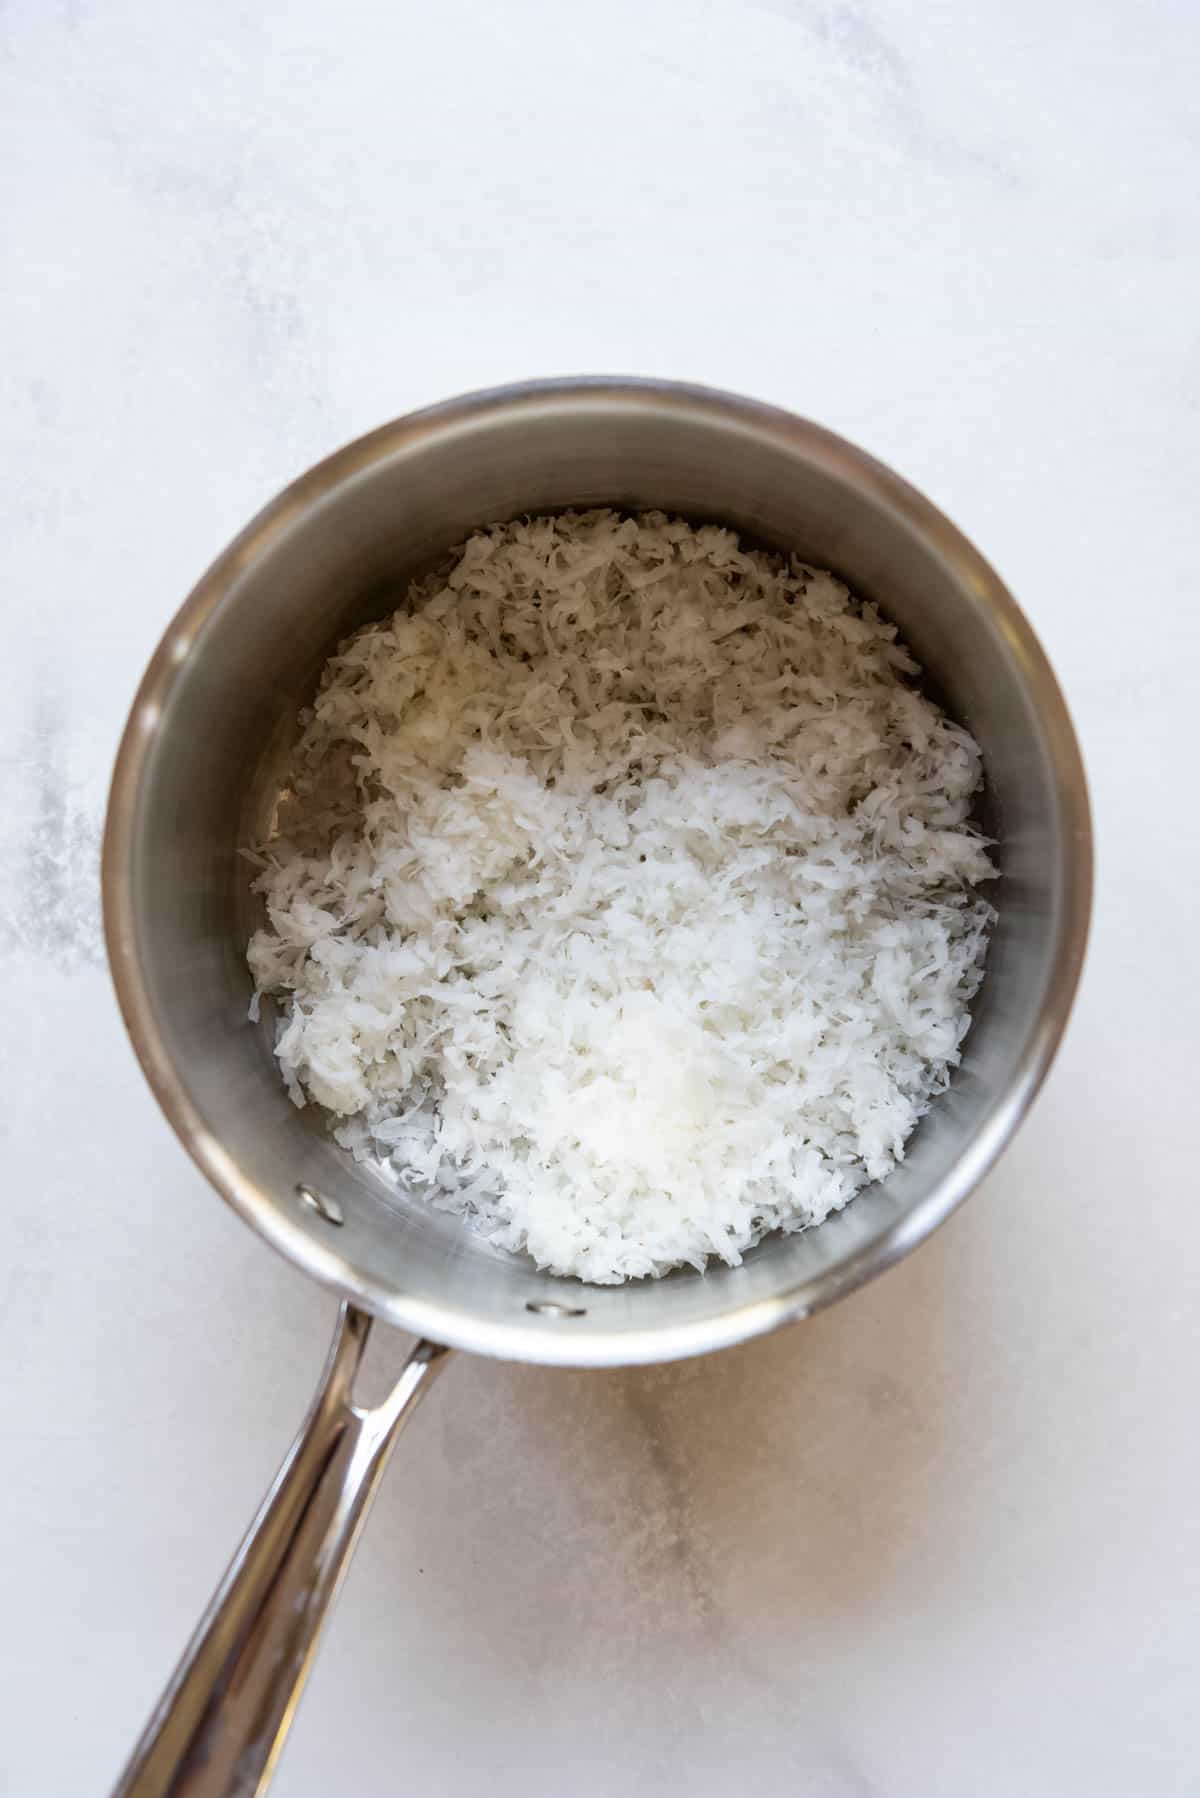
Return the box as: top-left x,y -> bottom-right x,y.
296,1183 -> 344,1226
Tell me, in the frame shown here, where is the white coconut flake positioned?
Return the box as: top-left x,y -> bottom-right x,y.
247,511 -> 996,1284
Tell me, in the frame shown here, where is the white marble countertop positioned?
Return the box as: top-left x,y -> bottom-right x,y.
3,2 -> 1197,1792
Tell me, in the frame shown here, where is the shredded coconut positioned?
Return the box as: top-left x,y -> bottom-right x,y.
247,511 -> 995,1283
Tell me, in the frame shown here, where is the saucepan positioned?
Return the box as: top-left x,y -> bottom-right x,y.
103,379 -> 1091,1796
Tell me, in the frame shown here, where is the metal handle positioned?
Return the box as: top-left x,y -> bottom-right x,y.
113,1304 -> 451,1798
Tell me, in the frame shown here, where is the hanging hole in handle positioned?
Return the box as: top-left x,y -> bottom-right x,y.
526,1300 -> 587,1318
296,1183 -> 344,1226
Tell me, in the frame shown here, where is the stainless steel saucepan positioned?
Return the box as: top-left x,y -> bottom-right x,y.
103,379 -> 1091,1796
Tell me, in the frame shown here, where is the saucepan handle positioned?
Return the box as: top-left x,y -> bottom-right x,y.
112,1303 -> 450,1797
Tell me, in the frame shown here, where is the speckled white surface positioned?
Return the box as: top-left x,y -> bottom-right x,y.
2,3 -> 1198,1793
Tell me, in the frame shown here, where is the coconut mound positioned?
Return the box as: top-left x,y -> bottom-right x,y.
247,510 -> 995,1283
